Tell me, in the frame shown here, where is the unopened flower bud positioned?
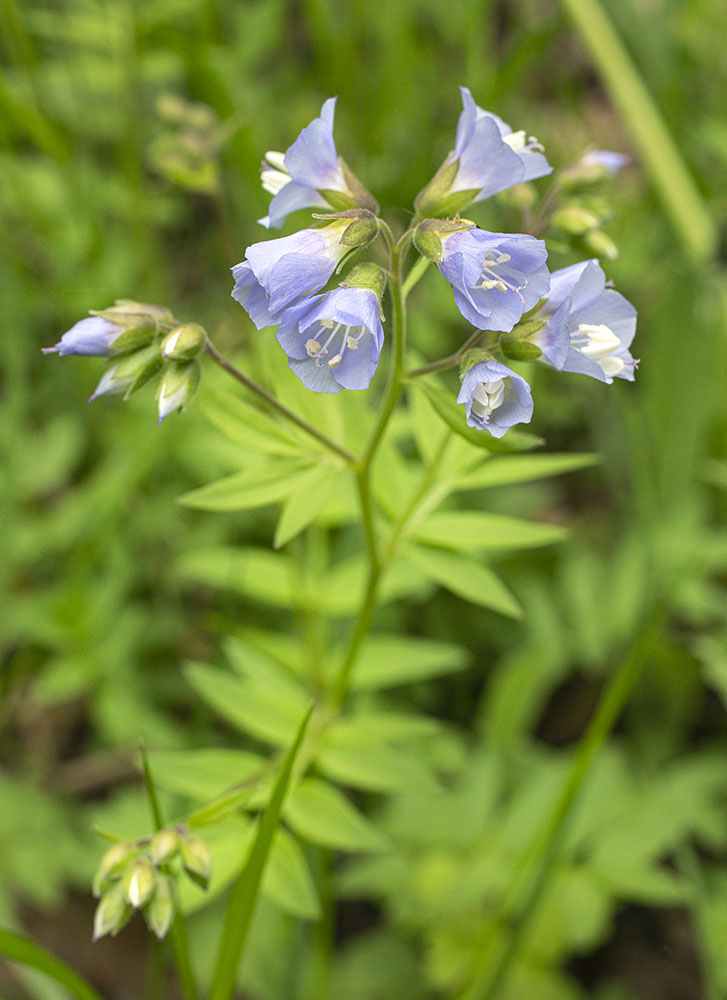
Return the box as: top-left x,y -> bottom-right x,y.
122,858 -> 156,909
559,151 -> 630,189
413,217 -> 475,264
93,841 -> 138,896
150,829 -> 180,865
500,339 -> 543,361
145,875 -> 175,940
459,348 -> 494,375
582,229 -> 619,260
93,882 -> 132,940
90,300 -> 173,354
340,262 -> 386,300
157,360 -> 201,423
551,205 -> 600,236
110,343 -> 165,398
180,834 -> 212,890
161,323 -> 207,361
339,210 -> 380,248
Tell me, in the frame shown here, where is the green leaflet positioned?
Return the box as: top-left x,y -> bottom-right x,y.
350,634 -> 468,690
405,544 -> 523,618
0,930 -> 103,1000
197,385 -> 302,455
416,378 -> 543,454
284,777 -> 389,853
412,511 -> 567,552
148,748 -> 266,802
184,662 -> 308,746
455,453 -> 599,491
274,462 -> 344,548
177,458 -> 320,512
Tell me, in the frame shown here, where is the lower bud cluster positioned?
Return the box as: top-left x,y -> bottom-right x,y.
92,827 -> 212,941
44,301 -> 206,423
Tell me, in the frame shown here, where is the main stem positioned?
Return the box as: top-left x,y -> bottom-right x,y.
331,236 -> 409,706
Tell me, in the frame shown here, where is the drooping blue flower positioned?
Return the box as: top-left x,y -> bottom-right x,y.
259,98 -> 377,228
529,259 -> 637,382
438,228 -> 550,332
415,87 -> 552,216
276,285 -> 384,393
43,316 -> 122,357
457,360 -> 533,437
231,219 -> 356,330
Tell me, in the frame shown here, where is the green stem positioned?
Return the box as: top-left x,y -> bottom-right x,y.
140,746 -> 199,1000
402,254 -> 430,300
462,611 -> 663,1000
406,329 -> 485,379
559,0 -> 717,262
204,341 -> 357,465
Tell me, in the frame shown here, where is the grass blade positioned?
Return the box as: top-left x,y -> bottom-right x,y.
0,929 -> 103,1000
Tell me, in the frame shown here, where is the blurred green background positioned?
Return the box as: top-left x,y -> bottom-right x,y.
1,0 -> 726,998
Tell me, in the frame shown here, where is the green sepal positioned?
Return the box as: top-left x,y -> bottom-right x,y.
413,217 -> 475,263
551,205 -> 600,235
459,348 -> 494,374
414,157 -> 463,217
340,262 -> 386,300
109,343 -> 164,398
122,857 -> 156,909
144,875 -> 175,940
150,828 -> 180,864
340,210 -> 379,248
317,188 -> 358,212
92,841 -> 138,896
339,158 -> 379,214
180,834 -> 212,890
161,323 -> 207,361
500,339 -> 543,361
93,882 -> 133,941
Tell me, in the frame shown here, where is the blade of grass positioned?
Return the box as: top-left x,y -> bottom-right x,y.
0,929 -> 103,1000
560,0 -> 717,262
209,704 -> 314,1000
140,744 -> 199,1000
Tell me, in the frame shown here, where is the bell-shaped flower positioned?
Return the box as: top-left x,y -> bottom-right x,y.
415,87 -> 552,217
232,215 -> 376,330
43,316 -> 123,357
528,259 -> 637,383
275,265 -> 385,393
432,225 -> 550,332
457,359 -> 533,437
259,98 -> 378,228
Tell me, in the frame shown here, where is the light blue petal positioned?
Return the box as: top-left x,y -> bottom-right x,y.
47,316 -> 120,357
289,357 -> 343,393
265,252 -> 337,317
533,297 -> 571,369
454,116 -> 525,197
266,182 -> 328,229
545,259 -> 603,314
231,262 -> 275,329
284,98 -> 343,190
572,289 -> 637,350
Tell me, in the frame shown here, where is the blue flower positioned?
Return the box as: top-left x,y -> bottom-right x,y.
231,219 -> 357,330
259,98 -> 377,228
415,88 -> 552,216
577,150 -> 630,174
43,316 -> 122,357
457,360 -> 533,437
276,286 -> 384,393
529,259 -> 637,382
438,228 -> 550,332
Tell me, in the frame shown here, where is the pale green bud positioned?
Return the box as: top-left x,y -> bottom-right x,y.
122,857 -> 156,909
157,360 -> 201,422
551,205 -> 600,236
150,828 -> 180,865
500,339 -> 543,361
93,882 -> 132,940
339,210 -> 380,248
180,834 -> 212,890
145,875 -> 175,940
497,182 -> 537,210
414,158 -> 480,218
161,323 -> 207,361
413,217 -> 475,264
93,841 -> 138,896
582,229 -> 619,260
112,342 -> 165,397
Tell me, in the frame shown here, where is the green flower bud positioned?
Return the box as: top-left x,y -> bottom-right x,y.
180,834 -> 212,890
459,348 -> 495,375
340,262 -> 386,300
497,182 -> 537,210
551,205 -> 600,236
122,858 -> 156,909
145,875 -> 176,940
150,829 -> 180,865
582,229 -> 619,260
157,360 -> 201,422
92,841 -> 138,896
93,882 -> 132,940
339,210 -> 380,248
161,323 -> 207,361
414,159 -> 478,218
90,300 -> 174,354
112,342 -> 165,397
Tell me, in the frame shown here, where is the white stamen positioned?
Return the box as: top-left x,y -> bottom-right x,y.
573,323 -> 621,360
327,354 -> 343,368
471,379 -> 505,424
478,249 -> 527,302
599,356 -> 625,376
264,150 -> 287,171
503,130 -> 544,154
305,339 -> 322,357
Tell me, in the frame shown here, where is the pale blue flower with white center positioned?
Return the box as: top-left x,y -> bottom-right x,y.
529,259 -> 637,382
438,229 -> 550,332
231,219 -> 353,330
43,317 -> 121,357
276,286 -> 384,393
457,360 -> 533,437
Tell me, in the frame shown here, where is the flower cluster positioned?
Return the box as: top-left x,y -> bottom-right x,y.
46,87 -> 637,436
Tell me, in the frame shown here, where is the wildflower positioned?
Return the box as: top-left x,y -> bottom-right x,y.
88,344 -> 164,402
157,361 -> 201,423
457,359 -> 533,437
529,259 -> 637,382
232,214 -> 378,330
259,98 -> 378,228
577,150 -> 630,174
276,263 -> 385,393
416,221 -> 549,332
415,86 -> 552,217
